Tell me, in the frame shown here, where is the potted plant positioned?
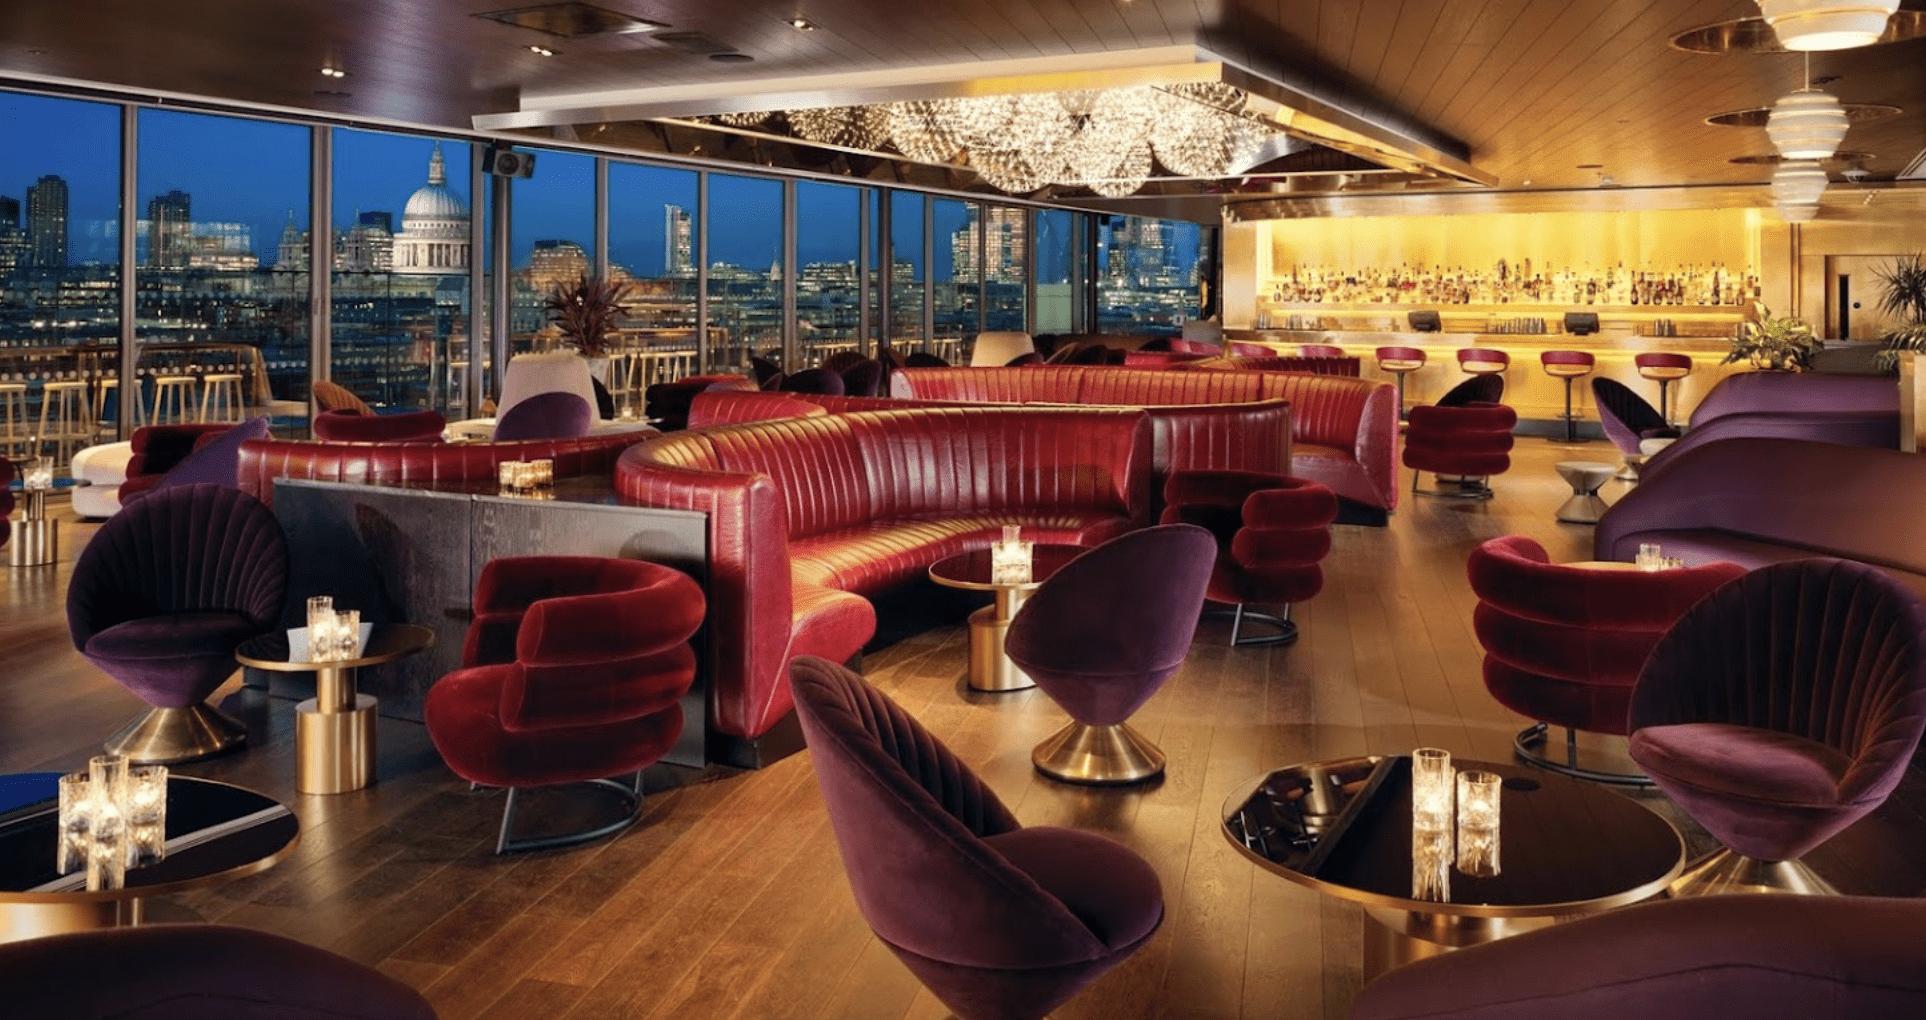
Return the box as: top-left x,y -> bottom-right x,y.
1724,304 -> 1823,372
1873,253 -> 1926,373
543,273 -> 636,380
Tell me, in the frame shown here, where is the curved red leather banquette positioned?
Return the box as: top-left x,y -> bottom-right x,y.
615,406 -> 1153,749
237,432 -> 650,505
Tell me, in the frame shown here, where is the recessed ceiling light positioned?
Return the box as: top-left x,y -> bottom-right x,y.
527,44 -> 557,56
320,66 -> 347,78
787,16 -> 817,30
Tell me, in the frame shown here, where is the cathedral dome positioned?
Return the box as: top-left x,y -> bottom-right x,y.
401,145 -> 467,223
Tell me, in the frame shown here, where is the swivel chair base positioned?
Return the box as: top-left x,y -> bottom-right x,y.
1513,722 -> 1652,787
1667,848 -> 1838,898
1411,472 -> 1495,500
104,703 -> 248,764
1033,721 -> 1165,785
491,773 -> 645,855
1208,604 -> 1298,647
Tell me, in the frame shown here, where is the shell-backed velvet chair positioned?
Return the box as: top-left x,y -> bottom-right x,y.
969,331 -> 1035,367
1161,472 -> 1337,647
839,357 -> 884,397
312,408 -> 446,443
789,654 -> 1164,1020
779,367 -> 847,396
904,351 -> 949,368
1468,535 -> 1747,785
644,374 -> 759,431
1004,352 -> 1044,367
1006,524 -> 1217,784
1349,894 -> 1926,1020
67,484 -> 289,763
1592,377 -> 1681,481
491,391 -> 593,442
749,355 -> 785,390
820,349 -> 867,375
1629,558 -> 1926,895
426,555 -> 704,854
1436,373 -> 1504,407
0,923 -> 439,1020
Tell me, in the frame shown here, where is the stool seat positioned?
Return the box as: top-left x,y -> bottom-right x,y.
1376,346 -> 1428,422
1541,350 -> 1597,443
1458,348 -> 1510,376
1544,363 -> 1594,377
1379,358 -> 1424,372
1554,460 -> 1616,523
1635,353 -> 1694,426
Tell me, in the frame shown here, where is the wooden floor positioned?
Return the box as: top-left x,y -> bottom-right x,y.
6,438 -> 1926,1020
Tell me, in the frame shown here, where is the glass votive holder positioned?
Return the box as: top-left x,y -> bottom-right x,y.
335,609 -> 361,659
125,765 -> 168,865
497,460 -> 523,493
1455,770 -> 1502,878
990,526 -> 1032,585
309,612 -> 338,662
1637,542 -> 1662,571
1411,825 -> 1452,902
57,773 -> 92,874
23,458 -> 52,490
307,595 -> 333,636
89,754 -> 128,804
530,459 -> 554,488
1410,747 -> 1454,833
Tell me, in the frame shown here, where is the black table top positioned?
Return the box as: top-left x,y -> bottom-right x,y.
927,543 -> 1086,592
0,774 -> 298,903
1222,755 -> 1684,917
236,622 -> 435,672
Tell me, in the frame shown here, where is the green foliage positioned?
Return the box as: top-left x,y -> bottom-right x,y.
543,274 -> 635,358
1724,306 -> 1822,372
1874,254 -> 1926,374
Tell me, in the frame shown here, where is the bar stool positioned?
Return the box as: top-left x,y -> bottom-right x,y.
150,374 -> 199,426
36,378 -> 92,460
1457,347 -> 1510,377
1635,353 -> 1693,426
199,372 -> 245,423
91,376 -> 121,441
0,381 -> 29,458
1300,343 -> 1346,358
1540,350 -> 1597,443
1375,346 -> 1427,421
447,359 -> 470,417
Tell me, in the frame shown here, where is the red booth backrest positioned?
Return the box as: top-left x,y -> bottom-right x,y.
236,432 -> 650,505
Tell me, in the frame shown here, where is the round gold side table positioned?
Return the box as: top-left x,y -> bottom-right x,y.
237,623 -> 434,794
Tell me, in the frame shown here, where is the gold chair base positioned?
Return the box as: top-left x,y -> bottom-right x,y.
296,694 -> 378,794
0,899 -> 129,946
1667,848 -> 1839,897
1032,721 -> 1165,785
104,703 -> 247,764
1362,906 -> 1554,980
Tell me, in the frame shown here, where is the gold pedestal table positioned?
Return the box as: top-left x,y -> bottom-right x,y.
237,623 -> 434,794
8,481 -> 89,568
0,774 -> 297,943
1223,755 -> 1683,980
928,545 -> 1084,692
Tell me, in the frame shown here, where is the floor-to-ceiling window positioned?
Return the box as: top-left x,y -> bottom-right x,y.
1034,209 -> 1078,336
136,108 -> 310,434
931,198 -> 973,362
982,204 -> 1028,334
0,90 -> 121,456
330,129 -> 473,416
888,191 -> 925,352
704,174 -> 783,372
508,147 -> 594,363
608,161 -> 699,411
1097,215 -> 1212,337
795,181 -> 863,365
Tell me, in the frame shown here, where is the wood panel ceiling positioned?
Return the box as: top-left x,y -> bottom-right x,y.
2,0 -> 1922,202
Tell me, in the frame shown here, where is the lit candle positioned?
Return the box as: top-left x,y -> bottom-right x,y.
125,765 -> 169,864
991,524 -> 1032,585
1455,770 -> 1502,878
1410,747 -> 1454,833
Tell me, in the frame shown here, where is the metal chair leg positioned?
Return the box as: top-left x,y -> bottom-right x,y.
1512,722 -> 1652,787
494,771 -> 646,854
1211,603 -> 1297,647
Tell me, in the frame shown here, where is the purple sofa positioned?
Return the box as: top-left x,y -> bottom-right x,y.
1687,370 -> 1898,427
1594,438 -> 1926,598
1641,409 -> 1898,477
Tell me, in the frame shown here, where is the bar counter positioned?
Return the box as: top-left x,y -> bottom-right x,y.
1227,329 -> 1741,426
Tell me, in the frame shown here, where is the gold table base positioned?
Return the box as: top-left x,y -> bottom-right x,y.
1362,907 -> 1558,980
296,691 -> 377,794
0,899 -> 140,945
7,517 -> 54,567
966,592 -> 1035,692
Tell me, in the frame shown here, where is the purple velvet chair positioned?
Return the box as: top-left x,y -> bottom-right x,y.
1629,558 -> 1926,895
904,351 -> 949,368
492,391 -> 593,442
1436,373 -> 1504,407
749,355 -> 785,390
1592,377 -> 1680,481
312,408 -> 445,443
67,484 -> 289,763
425,556 -> 703,853
1688,370 -> 1899,428
1006,524 -> 1216,784
0,923 -> 437,1019
779,367 -> 847,396
789,654 -> 1164,1020
1161,472 -> 1337,647
1468,535 -> 1746,785
839,357 -> 884,397
1349,894 -> 1926,1020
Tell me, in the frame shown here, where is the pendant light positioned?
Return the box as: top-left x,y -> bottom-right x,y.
1776,202 -> 1821,223
1772,160 -> 1830,207
1765,55 -> 1850,161
1756,0 -> 1899,51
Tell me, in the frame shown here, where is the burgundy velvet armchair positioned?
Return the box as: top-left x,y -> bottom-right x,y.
1403,392 -> 1517,500
426,555 -> 704,853
312,407 -> 446,443
790,654 -> 1164,1020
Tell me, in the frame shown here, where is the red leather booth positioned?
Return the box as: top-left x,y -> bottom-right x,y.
889,365 -> 1399,517
614,406 -> 1153,752
1181,355 -> 1363,376
236,431 -> 651,505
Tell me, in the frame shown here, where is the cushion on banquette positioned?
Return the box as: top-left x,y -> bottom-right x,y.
891,365 -> 1398,512
236,431 -> 652,505
1594,437 -> 1926,599
615,406 -> 1153,742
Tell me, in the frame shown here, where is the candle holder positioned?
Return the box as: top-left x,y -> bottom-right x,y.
57,755 -> 158,887
125,765 -> 169,865
1411,825 -> 1452,902
990,525 -> 1032,585
530,458 -> 554,489
1455,770 -> 1502,878
498,460 -> 525,494
1410,747 -> 1454,833
1637,543 -> 1663,571
22,456 -> 53,491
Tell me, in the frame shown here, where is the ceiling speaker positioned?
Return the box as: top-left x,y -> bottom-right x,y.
483,148 -> 536,178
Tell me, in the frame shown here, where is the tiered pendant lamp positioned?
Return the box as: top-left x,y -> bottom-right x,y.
1765,89 -> 1850,160
1756,0 -> 1900,51
1772,160 -> 1829,222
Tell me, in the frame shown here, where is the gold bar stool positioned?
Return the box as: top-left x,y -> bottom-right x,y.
35,378 -> 92,460
199,372 -> 245,423
1540,350 -> 1596,444
150,374 -> 199,426
1635,353 -> 1693,426
1375,346 -> 1427,420
0,381 -> 28,458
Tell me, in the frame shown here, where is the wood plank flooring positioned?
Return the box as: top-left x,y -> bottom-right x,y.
6,437 -> 1925,1020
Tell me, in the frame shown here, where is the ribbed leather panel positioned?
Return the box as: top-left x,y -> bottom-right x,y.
1148,401 -> 1293,483
1187,356 -> 1363,377
236,432 -> 647,505
687,391 -> 829,428
1081,369 -> 1262,406
702,417 -> 873,538
894,366 -> 1085,403
791,512 -> 1135,596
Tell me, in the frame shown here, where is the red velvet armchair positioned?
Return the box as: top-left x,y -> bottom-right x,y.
1161,470 -> 1337,646
425,555 -> 704,853
311,408 -> 445,443
1403,397 -> 1517,500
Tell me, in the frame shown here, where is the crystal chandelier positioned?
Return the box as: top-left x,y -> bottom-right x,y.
762,84 -> 1279,196
1755,0 -> 1899,51
1765,88 -> 1850,160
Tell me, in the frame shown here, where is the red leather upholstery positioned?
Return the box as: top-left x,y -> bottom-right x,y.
892,365 -> 1398,511
1404,402 -> 1518,478
235,431 -> 650,505
1183,355 -> 1362,376
312,409 -> 446,443
616,407 -> 1153,741
1122,350 -> 1210,367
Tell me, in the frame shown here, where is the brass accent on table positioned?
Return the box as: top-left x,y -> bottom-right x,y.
1668,848 -> 1839,897
236,623 -> 434,794
1031,721 -> 1166,785
103,704 -> 249,765
928,545 -> 1084,694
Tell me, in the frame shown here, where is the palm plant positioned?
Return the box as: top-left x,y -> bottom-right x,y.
1873,253 -> 1926,373
1724,304 -> 1822,372
543,274 -> 636,358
